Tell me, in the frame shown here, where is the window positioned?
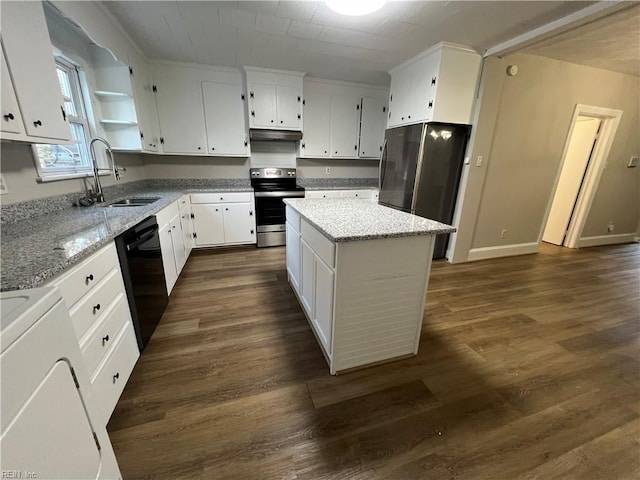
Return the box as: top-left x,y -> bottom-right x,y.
33,57 -> 93,181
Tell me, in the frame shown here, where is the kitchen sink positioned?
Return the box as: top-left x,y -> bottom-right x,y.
104,197 -> 160,207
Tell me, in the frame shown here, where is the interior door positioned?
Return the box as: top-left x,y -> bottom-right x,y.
543,117 -> 601,245
378,123 -> 425,211
154,76 -> 207,154
202,81 -> 248,156
0,361 -> 101,479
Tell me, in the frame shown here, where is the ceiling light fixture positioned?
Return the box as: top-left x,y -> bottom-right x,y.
325,0 -> 387,16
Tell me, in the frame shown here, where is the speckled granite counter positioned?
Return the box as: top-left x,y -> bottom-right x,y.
1,185 -> 252,291
298,178 -> 378,191
284,198 -> 455,242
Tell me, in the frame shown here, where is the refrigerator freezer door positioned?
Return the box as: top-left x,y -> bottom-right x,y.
378,124 -> 425,212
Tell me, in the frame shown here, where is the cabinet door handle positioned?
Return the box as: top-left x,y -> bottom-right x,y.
270,120 -> 274,123
172,225 -> 176,230
3,113 -> 14,121
219,197 -> 223,200
61,106 -> 66,122
280,120 -> 283,124
93,303 -> 101,313
197,146 -> 202,150
113,372 -> 120,382
86,274 -> 94,283
33,120 -> 42,127
250,229 -> 254,234
211,146 -> 215,151
102,334 -> 110,344
225,207 -> 229,211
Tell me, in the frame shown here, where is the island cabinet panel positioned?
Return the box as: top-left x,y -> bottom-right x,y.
285,207 -> 438,374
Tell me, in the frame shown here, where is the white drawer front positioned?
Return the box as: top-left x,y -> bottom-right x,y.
53,243 -> 118,310
301,219 -> 336,268
92,322 -> 139,424
155,201 -> 179,227
178,195 -> 190,212
191,192 -> 252,204
305,190 -> 341,199
80,294 -> 131,377
69,268 -> 125,341
340,190 -> 372,199
285,206 -> 301,232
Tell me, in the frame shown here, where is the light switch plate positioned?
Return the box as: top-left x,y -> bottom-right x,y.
628,156 -> 639,168
0,174 -> 8,195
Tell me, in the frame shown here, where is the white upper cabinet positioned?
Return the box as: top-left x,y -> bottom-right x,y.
300,79 -> 388,160
276,85 -> 302,129
129,58 -> 160,152
202,81 -> 248,156
245,67 -> 304,131
330,94 -> 361,158
358,97 -> 387,159
387,42 -> 481,128
154,76 -> 207,154
0,44 -> 24,135
1,1 -> 70,141
300,92 -> 331,157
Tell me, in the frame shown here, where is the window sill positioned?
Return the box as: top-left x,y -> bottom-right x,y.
35,171 -> 112,183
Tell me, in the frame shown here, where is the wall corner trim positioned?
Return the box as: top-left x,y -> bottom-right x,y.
467,242 -> 539,262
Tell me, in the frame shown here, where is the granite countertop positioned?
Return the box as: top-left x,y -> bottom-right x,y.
284,198 -> 456,242
1,185 -> 252,291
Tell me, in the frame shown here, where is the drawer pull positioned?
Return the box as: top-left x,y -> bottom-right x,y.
102,334 -> 110,345
113,372 -> 120,382
86,274 -> 94,283
219,197 -> 223,201
93,303 -> 101,313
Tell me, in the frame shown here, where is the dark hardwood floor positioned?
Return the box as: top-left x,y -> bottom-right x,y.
108,242 -> 640,479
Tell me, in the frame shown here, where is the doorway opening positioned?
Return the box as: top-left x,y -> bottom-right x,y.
540,104 -> 623,248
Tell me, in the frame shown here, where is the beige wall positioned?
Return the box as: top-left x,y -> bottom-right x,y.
451,54 -> 640,260
0,143 -> 147,204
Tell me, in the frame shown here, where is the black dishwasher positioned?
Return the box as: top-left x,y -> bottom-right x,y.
115,216 -> 168,351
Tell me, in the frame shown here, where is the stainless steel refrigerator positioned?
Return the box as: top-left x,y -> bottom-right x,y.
378,122 -> 471,259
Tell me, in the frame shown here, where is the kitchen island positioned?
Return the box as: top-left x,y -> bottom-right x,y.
284,198 -> 455,374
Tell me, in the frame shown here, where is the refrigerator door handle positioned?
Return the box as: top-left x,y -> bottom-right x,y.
379,138 -> 388,191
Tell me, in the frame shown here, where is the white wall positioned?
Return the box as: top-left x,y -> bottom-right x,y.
450,54 -> 640,262
0,143 -> 146,204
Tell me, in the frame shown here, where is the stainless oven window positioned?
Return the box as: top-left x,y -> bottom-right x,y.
255,196 -> 287,226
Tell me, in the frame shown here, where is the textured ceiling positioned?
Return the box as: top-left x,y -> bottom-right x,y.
103,0 -> 595,85
525,4 -> 640,77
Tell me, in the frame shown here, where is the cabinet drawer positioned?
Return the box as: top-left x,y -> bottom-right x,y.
301,219 -> 335,268
92,321 -> 139,424
80,294 -> 131,377
69,268 -> 125,341
53,243 -> 118,309
191,192 -> 252,204
340,190 -> 372,199
305,190 -> 341,199
285,206 -> 300,232
155,201 -> 179,227
178,195 -> 190,212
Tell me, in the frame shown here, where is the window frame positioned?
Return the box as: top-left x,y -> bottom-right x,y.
32,56 -> 97,182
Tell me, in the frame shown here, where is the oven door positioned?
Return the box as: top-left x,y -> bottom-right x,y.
254,191 -> 304,247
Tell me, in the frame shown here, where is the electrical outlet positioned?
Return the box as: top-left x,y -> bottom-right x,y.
325,167 -> 331,175
608,222 -> 615,233
0,174 -> 8,195
476,156 -> 483,167
628,156 -> 639,168
500,229 -> 507,239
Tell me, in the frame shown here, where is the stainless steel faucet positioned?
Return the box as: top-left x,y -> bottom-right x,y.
89,137 -> 119,203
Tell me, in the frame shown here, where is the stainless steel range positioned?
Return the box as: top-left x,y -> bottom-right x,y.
250,167 -> 305,247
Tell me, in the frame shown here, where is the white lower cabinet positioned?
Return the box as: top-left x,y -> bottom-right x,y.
313,256 -> 334,354
47,242 -> 139,424
305,189 -> 377,200
191,192 -> 256,247
300,238 -> 315,317
285,221 -> 301,292
157,200 -> 188,294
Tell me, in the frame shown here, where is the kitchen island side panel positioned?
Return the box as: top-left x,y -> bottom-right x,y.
332,235 -> 433,372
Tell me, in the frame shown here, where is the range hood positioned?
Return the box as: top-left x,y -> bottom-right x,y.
249,129 -> 303,142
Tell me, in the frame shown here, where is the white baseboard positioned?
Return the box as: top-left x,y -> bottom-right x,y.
578,233 -> 638,248
467,242 -> 539,262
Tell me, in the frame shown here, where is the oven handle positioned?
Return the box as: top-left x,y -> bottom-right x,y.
254,191 -> 306,198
